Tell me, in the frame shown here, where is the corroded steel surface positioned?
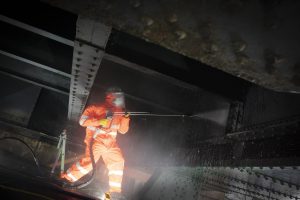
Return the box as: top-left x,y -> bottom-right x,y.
43,0 -> 300,93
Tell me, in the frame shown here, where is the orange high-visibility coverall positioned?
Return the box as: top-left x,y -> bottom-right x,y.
62,103 -> 130,193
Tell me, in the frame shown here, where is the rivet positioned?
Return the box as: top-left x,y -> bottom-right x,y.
175,30 -> 186,40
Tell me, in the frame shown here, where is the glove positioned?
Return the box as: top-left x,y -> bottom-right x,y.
106,110 -> 113,119
124,111 -> 130,118
99,119 -> 109,127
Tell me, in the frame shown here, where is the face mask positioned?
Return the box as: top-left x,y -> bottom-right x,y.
113,95 -> 125,107
106,92 -> 125,108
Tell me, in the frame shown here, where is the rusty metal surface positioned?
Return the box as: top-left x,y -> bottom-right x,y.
43,0 -> 300,93
139,167 -> 300,200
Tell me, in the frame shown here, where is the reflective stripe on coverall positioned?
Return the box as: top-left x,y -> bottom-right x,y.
63,104 -> 130,193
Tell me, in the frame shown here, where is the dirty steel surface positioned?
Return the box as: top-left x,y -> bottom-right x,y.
43,0 -> 300,93
0,166 -> 98,200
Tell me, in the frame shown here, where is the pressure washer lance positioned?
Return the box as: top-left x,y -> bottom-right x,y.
113,111 -> 188,117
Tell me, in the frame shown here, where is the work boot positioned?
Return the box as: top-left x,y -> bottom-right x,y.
104,192 -> 126,200
56,172 -> 75,188
60,172 -> 71,181
104,192 -> 111,200
49,174 -> 71,188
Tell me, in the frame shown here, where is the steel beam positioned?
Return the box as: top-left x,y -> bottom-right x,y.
68,16 -> 111,121
0,49 -> 71,78
0,13 -> 207,98
0,14 -> 200,92
0,14 -> 74,47
0,14 -> 201,116
0,70 -> 68,95
0,52 -> 70,93
43,0 -> 300,93
227,115 -> 300,141
104,54 -> 200,92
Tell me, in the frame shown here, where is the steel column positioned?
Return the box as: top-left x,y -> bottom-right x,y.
68,16 -> 111,121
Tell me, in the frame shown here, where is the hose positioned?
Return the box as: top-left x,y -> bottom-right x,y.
61,138 -> 96,189
0,137 -> 41,175
0,136 -> 96,189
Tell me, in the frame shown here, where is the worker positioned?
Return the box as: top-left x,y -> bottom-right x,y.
61,87 -> 130,200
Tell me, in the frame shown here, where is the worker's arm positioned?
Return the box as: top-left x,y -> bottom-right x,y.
118,115 -> 130,134
79,105 -> 106,127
